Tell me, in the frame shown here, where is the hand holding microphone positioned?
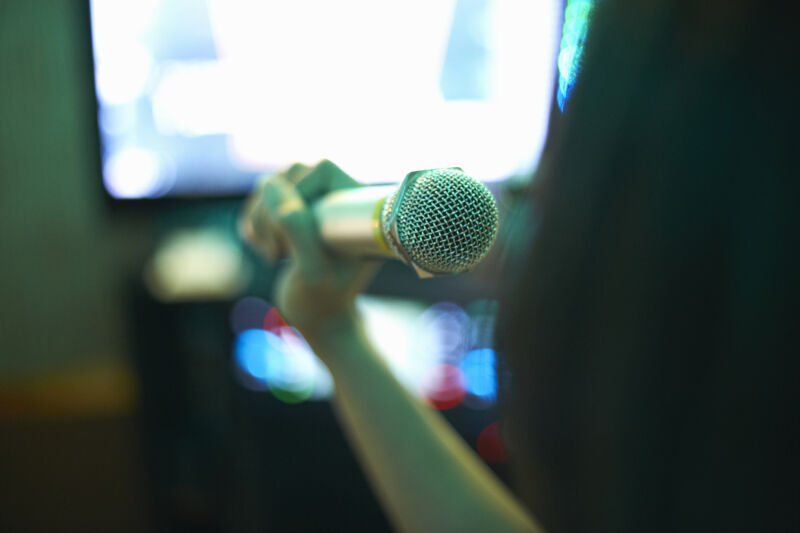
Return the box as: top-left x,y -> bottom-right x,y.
240,159 -> 378,338
239,159 -> 499,338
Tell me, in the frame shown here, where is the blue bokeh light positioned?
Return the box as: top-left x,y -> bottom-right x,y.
459,348 -> 497,401
233,327 -> 329,403
230,296 -> 272,334
234,328 -> 282,385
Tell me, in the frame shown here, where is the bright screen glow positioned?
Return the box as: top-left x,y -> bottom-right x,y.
90,0 -> 560,198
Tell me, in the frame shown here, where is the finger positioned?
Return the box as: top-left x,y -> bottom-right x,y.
283,162 -> 313,185
242,177 -> 287,261
264,181 -> 331,283
259,178 -> 299,261
239,191 -> 260,242
295,159 -> 360,204
240,177 -> 273,239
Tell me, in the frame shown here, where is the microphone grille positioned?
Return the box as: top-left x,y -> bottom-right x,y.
381,168 -> 499,275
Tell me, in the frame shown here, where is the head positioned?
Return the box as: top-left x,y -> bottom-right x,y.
498,1 -> 798,531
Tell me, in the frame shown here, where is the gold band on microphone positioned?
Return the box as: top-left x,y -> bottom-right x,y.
372,196 -> 393,256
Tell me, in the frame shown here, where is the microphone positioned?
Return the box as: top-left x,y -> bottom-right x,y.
313,168 -> 499,278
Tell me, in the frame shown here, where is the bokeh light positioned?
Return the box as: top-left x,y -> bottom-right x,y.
356,296 -> 437,394
460,348 -> 497,403
233,328 -> 315,403
268,327 -> 325,404
277,327 -> 334,402
418,302 -> 472,360
144,228 -> 250,301
476,422 -> 507,464
231,301 -> 333,403
465,299 -> 498,351
557,0 -> 595,111
421,364 -> 466,410
103,147 -> 169,198
234,328 -> 281,390
231,296 -> 503,407
229,296 -> 272,334
263,306 -> 289,333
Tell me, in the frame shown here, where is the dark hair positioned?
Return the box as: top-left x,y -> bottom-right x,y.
499,1 -> 798,531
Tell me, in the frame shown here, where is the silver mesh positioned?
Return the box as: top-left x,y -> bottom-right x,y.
381,168 -> 499,275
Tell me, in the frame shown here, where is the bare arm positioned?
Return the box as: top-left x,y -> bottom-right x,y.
306,311 -> 539,533
241,160 -> 541,533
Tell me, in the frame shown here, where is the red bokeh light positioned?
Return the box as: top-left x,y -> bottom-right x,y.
422,364 -> 466,410
263,306 -> 289,333
476,421 -> 507,463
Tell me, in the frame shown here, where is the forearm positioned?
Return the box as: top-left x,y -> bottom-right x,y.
303,311 -> 541,533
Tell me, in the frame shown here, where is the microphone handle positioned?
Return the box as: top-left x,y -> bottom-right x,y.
312,185 -> 398,259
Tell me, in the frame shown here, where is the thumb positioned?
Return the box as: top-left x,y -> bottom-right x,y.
262,177 -> 329,283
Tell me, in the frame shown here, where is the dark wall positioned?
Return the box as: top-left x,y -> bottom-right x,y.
0,4 -> 154,531
0,1 -> 140,378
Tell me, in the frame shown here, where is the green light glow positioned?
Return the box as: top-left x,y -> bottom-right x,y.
557,0 -> 594,110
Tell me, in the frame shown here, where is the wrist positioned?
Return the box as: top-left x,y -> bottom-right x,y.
297,306 -> 362,349
296,306 -> 380,377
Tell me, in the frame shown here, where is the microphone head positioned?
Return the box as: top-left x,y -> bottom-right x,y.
381,168 -> 499,275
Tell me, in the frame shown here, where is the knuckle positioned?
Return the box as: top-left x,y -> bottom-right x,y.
261,181 -> 285,209
316,158 -> 334,170
277,206 -> 307,229
287,162 -> 305,174
286,162 -> 312,182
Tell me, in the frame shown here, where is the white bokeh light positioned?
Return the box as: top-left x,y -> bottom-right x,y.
94,43 -> 153,105
103,147 -> 164,198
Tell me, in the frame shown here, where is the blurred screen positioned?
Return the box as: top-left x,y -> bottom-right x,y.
89,0 -> 561,199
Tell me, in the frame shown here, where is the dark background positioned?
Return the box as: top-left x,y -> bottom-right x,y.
0,3 -> 516,531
